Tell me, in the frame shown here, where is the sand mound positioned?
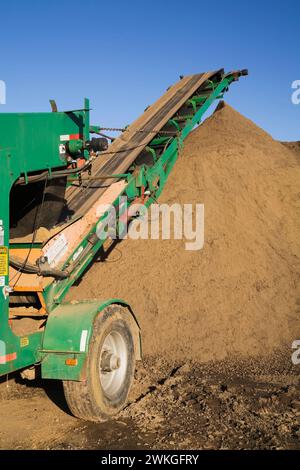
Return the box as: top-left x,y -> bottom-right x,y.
68,103 -> 300,362
282,141 -> 300,158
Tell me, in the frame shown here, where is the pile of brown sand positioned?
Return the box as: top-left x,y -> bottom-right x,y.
282,141 -> 300,156
69,103 -> 300,362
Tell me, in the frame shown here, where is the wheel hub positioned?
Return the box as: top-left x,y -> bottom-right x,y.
99,330 -> 128,399
101,351 -> 121,372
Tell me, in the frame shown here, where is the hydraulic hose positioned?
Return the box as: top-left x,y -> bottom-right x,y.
9,255 -> 69,279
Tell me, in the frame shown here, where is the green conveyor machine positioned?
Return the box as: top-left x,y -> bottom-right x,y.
0,68 -> 247,421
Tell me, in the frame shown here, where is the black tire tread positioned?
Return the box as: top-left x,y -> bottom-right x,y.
63,305 -> 135,422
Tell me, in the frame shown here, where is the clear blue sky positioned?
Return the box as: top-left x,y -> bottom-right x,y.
0,0 -> 299,140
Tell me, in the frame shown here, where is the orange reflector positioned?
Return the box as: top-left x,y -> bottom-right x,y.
65,358 -> 78,366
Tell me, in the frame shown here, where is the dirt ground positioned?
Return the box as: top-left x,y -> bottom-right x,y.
0,350 -> 299,450
1,104 -> 299,450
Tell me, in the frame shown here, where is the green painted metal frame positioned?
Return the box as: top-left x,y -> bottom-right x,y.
0,104 -> 90,376
43,73 -> 235,310
41,298 -> 140,381
0,72 -> 241,379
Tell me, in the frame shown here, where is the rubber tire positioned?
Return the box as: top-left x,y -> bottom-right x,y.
63,305 -> 135,422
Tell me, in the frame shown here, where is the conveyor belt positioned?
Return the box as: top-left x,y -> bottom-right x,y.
66,70 -> 222,216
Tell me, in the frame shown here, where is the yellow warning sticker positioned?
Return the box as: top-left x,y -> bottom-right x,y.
20,337 -> 29,347
0,247 -> 8,276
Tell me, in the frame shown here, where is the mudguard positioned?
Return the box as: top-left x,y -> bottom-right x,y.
41,299 -> 141,381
